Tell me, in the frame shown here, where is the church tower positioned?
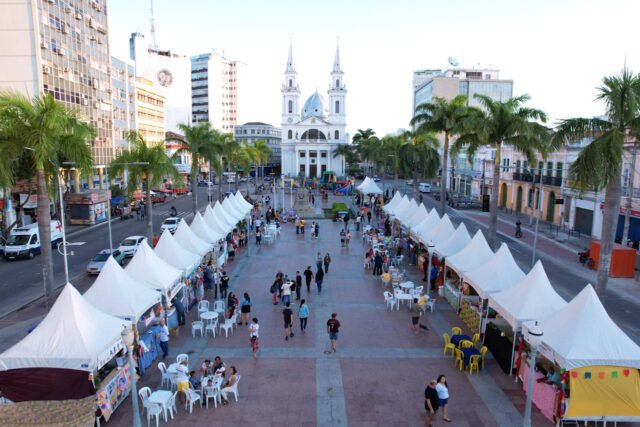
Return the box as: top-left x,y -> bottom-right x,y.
281,42 -> 300,133
327,43 -> 346,127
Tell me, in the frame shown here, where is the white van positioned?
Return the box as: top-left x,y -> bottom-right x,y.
3,221 -> 63,260
418,182 -> 432,193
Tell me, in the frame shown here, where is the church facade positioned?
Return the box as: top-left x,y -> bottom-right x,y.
280,44 -> 349,178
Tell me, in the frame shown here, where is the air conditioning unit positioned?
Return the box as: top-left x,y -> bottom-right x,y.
42,65 -> 51,74
40,41 -> 49,49
106,88 -> 112,94
75,12 -> 82,20
61,25 -> 68,34
81,98 -> 89,106
89,18 -> 96,28
65,6 -> 72,13
46,0 -> 54,3
92,78 -> 98,89
93,101 -> 100,109
55,47 -> 66,56
63,66 -> 71,73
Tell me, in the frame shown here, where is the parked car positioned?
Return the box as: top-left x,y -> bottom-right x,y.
263,176 -> 274,182
238,176 -> 248,183
197,180 -> 214,187
118,235 -> 146,257
86,249 -> 125,274
418,182 -> 431,193
151,192 -> 168,204
405,179 -> 414,186
160,217 -> 180,234
372,176 -> 381,182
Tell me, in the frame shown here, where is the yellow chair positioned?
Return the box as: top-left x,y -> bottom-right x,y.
454,349 -> 464,371
460,340 -> 473,349
451,327 -> 462,336
468,354 -> 481,375
479,346 -> 488,369
442,333 -> 456,357
471,333 -> 480,347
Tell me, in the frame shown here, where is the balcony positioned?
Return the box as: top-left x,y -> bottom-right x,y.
512,172 -> 533,182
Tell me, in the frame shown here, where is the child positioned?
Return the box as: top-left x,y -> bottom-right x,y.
188,371 -> 201,389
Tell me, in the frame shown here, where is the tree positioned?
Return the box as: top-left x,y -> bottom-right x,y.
110,131 -> 179,242
554,68 -> 640,300
401,130 -> 440,193
205,131 -> 234,202
411,95 -> 470,216
0,92 -> 94,311
332,144 -> 359,175
170,122 -> 216,215
353,129 -> 377,175
251,140 -> 271,185
453,94 -> 547,250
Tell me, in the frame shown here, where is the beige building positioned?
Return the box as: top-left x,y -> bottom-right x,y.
135,77 -> 165,146
0,0 -> 115,172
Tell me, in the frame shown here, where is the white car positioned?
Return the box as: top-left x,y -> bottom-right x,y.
161,217 -> 179,234
86,249 -> 125,275
405,179 -> 414,186
118,235 -> 146,257
372,176 -> 381,182
418,182 -> 432,193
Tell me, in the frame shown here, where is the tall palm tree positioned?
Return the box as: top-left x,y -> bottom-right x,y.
251,140 -> 271,185
411,95 -> 470,216
554,68 -> 640,300
401,130 -> 440,193
353,129 -> 377,175
332,144 -> 359,175
380,134 -> 412,189
0,92 -> 94,311
357,134 -> 383,178
226,141 -> 252,192
170,122 -> 215,215
110,131 -> 179,242
453,94 -> 547,250
207,132 -> 237,201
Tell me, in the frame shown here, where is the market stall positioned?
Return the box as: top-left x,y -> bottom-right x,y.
395,199 -> 419,225
403,203 -> 429,230
382,191 -> 403,214
418,213 -> 454,247
234,190 -> 255,211
213,201 -> 239,231
174,218 -> 213,257
204,204 -> 233,235
434,222 -> 471,259
222,196 -> 245,221
126,240 -> 184,301
192,212 -> 225,243
411,209 -> 440,241
229,192 -> 252,215
357,177 -> 383,195
154,229 -> 201,275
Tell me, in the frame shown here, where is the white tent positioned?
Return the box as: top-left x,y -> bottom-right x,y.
213,201 -> 238,230
357,177 -> 383,194
446,230 -> 493,276
222,197 -> 244,220
524,284 -> 640,370
235,191 -> 254,211
204,205 -> 231,235
411,208 -> 440,240
464,243 -> 525,299
382,191 -> 403,214
419,213 -> 455,246
192,212 -> 224,243
174,219 -> 212,257
229,192 -> 251,215
390,196 -> 410,219
434,222 -> 471,259
489,261 -> 566,330
404,203 -> 429,229
84,257 -> 162,322
126,240 -> 183,299
0,284 -> 130,371
396,199 -> 418,223
356,177 -> 371,190
154,229 -> 201,275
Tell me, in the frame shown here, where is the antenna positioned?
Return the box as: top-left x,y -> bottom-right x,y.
150,0 -> 157,49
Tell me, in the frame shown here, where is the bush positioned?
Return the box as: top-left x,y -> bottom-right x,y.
331,202 -> 348,215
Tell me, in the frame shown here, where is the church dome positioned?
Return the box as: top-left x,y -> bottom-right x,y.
302,92 -> 327,119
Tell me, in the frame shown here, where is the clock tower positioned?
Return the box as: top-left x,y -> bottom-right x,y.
281,42 -> 300,141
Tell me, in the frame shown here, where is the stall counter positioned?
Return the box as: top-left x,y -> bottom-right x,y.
444,281 -> 460,311
518,360 -> 559,422
95,363 -> 132,422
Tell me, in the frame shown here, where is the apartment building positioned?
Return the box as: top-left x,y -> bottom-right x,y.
134,77 -> 165,146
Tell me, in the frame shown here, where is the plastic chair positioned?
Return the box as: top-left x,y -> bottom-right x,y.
460,340 -> 474,349
213,300 -> 226,315
138,386 -> 151,405
192,320 -> 204,337
146,402 -> 163,427
451,326 -> 462,336
224,374 -> 241,401
425,299 -> 436,312
198,300 -> 210,317
442,333 -> 456,357
393,255 -> 404,266
185,388 -> 202,413
203,384 -> 220,408
206,317 -> 218,338
177,353 -> 189,364
230,311 -> 239,330
471,333 -> 480,347
479,346 -> 488,369
168,372 -> 179,391
454,348 -> 464,371
157,362 -> 170,389
468,354 -> 481,375
383,291 -> 396,311
220,318 -> 234,337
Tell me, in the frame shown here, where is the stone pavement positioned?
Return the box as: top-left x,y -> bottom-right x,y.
106,213 -> 553,426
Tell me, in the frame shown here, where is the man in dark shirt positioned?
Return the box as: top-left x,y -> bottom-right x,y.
303,266 -> 313,293
424,379 -> 439,426
220,271 -> 230,298
295,271 -> 302,300
283,302 -> 294,341
326,313 -> 341,352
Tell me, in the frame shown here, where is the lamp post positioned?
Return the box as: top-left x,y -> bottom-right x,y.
523,321 -> 543,427
121,325 -> 142,427
426,239 -> 435,294
530,168 -> 544,267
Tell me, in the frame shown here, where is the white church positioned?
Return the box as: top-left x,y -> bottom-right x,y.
280,44 -> 349,179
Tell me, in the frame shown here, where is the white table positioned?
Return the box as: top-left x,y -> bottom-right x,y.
395,292 -> 415,309
200,311 -> 219,323
148,390 -> 173,421
200,375 -> 224,405
399,281 -> 414,292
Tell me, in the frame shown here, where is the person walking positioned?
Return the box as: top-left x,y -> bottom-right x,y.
326,313 -> 341,353
298,299 -> 309,333
355,214 -> 361,231
281,280 -> 293,305
316,252 -> 323,272
304,266 -> 313,293
314,222 -> 319,238
373,251 -> 383,276
315,268 -> 324,293
270,276 -> 281,305
424,379 -> 440,427
249,318 -> 260,358
435,375 -> 451,423
295,217 -> 301,234
220,271 -> 229,299
283,302 -> 294,341
345,230 -> 352,246
367,210 -> 372,224
295,271 -> 302,300
158,318 -> 169,359
323,253 -> 331,274
340,229 -> 346,247
410,299 -> 424,335
430,264 -> 439,292
300,218 -> 305,234
240,293 -> 252,325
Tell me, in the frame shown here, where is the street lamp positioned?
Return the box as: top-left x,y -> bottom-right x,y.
109,162 -> 149,249
426,239 -> 435,294
121,325 -> 142,427
523,321 -> 544,427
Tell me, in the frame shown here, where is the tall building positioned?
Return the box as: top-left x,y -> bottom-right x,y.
0,0 -> 115,169
110,56 -> 136,152
280,43 -> 349,178
235,122 -> 282,174
191,51 -> 240,132
134,77 -> 165,146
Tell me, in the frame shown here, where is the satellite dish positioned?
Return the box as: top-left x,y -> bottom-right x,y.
448,57 -> 459,67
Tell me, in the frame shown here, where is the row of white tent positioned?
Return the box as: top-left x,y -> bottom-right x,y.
0,192 -> 254,374
383,192 -> 640,370
356,177 -> 383,195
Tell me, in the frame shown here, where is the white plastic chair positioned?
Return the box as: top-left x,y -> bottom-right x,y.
220,318 -> 234,337
157,362 -> 170,389
213,300 -> 226,316
203,384 -> 220,408
426,299 -> 436,312
224,374 -> 241,401
176,353 -> 189,364
383,291 -> 396,311
168,372 -> 179,392
166,391 -> 178,420
146,402 -> 163,427
192,320 -> 204,337
206,317 -> 218,338
198,300 -> 210,317
138,386 -> 151,405
393,255 -> 404,266
185,387 -> 202,413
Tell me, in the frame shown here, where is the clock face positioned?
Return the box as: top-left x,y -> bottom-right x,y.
157,68 -> 173,87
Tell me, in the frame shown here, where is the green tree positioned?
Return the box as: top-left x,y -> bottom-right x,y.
554,68 -> 640,300
401,130 -> 440,194
352,129 -> 377,176
411,95 -> 470,216
452,94 -> 547,250
0,92 -> 94,311
110,131 -> 179,242
251,140 -> 271,186
332,144 -> 359,175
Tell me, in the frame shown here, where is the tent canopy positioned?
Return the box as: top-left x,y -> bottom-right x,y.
229,193 -> 251,215
488,261 -> 566,330
84,257 -> 162,322
235,191 -> 253,211
174,219 -> 212,257
204,205 -> 231,235
404,203 -> 429,229
357,177 -> 383,194
382,191 -> 403,213
390,196 -> 411,219
464,243 -> 525,299
154,229 -> 201,275
396,199 -> 418,223
434,222 -> 471,259
222,197 -> 244,220
213,201 -> 238,230
412,209 -> 440,240
446,230 -> 493,276
126,240 -> 183,298
192,212 -> 224,243
524,284 -> 640,370
0,284 -> 129,372
419,213 -> 454,246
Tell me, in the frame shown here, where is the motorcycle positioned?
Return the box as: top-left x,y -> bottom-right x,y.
169,206 -> 178,217
515,221 -> 523,238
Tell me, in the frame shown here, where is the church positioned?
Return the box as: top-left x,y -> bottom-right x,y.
280,43 -> 349,179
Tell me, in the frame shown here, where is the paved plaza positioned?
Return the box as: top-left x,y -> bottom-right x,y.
107,215 -> 552,427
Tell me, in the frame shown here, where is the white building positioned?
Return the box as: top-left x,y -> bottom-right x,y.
280,44 -> 349,178
235,122 -> 282,171
111,56 -> 136,151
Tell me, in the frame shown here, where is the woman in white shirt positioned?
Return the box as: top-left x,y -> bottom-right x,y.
221,366 -> 238,404
435,374 -> 451,422
176,360 -> 190,403
249,317 -> 260,358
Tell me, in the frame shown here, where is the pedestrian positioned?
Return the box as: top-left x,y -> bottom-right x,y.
140,203 -> 146,220
315,268 -> 324,293
152,233 -> 159,248
355,214 -> 361,231
326,313 -> 341,352
323,253 -> 331,274
295,217 -> 301,234
373,251 -> 383,276
367,210 -> 372,224
298,299 -> 309,333
270,276 -> 280,305
424,379 -> 440,427
282,280 -> 293,304
316,252 -> 323,272
311,194 -> 315,205
172,296 -> 185,326
158,318 -> 169,359
176,360 -> 190,403
343,212 -> 350,230
422,256 -> 429,282
295,271 -> 302,300
283,302 -> 294,341
435,375 -> 451,423
304,266 -> 313,293
314,222 -> 319,238
340,229 -> 346,247
430,264 -> 439,292
410,299 -> 424,335
220,271 -> 229,299
249,318 -> 260,358
345,230 -> 351,246
135,205 -> 141,220
255,216 -> 262,233
227,292 -> 238,318
300,218 -> 305,234
256,227 -> 262,245
240,293 -> 252,325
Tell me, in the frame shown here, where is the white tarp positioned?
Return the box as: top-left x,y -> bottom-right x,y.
382,191 -> 403,214
174,219 -> 212,257
489,261 -> 566,330
404,203 -> 429,229
222,197 -> 244,220
235,191 -> 254,211
213,201 -> 238,230
357,177 -> 383,194
411,209 -> 440,240
154,229 -> 201,275
464,243 -> 525,299
84,257 -> 162,322
229,192 -> 251,215
390,196 -> 411,219
0,284 -> 130,371
419,214 -> 455,246
192,212 -> 224,243
396,199 -> 418,224
434,222 -> 471,259
204,205 -> 231,235
126,240 -> 183,299
523,285 -> 640,370
446,230 -> 494,276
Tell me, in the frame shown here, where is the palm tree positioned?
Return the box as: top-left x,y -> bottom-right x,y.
401,130 -> 440,193
226,141 -> 252,193
453,94 -> 547,250
251,140 -> 271,186
554,68 -> 640,300
110,131 -> 179,242
207,132 -> 237,201
353,129 -> 377,175
357,134 -> 384,178
0,92 -> 94,311
332,144 -> 359,175
380,134 -> 412,189
411,95 -> 470,216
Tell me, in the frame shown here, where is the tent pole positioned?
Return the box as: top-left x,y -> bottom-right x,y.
509,330 -> 517,377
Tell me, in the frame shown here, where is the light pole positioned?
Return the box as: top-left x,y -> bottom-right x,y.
530,167 -> 544,267
121,325 -> 142,427
426,239 -> 435,294
523,321 -> 543,427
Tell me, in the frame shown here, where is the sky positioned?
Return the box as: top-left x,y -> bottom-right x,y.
108,0 -> 640,137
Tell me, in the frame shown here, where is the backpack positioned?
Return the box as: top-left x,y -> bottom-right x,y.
270,283 -> 276,293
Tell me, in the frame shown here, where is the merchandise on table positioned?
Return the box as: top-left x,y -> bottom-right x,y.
95,363 -> 132,422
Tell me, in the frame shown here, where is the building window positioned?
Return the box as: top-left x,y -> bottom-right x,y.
336,79 -> 340,88
334,130 -> 339,139
299,152 -> 306,158
309,151 -> 318,158
556,162 -> 563,179
288,100 -> 292,113
321,152 -> 327,158
538,161 -> 544,174
547,161 -> 553,177
288,130 -> 292,139
335,100 -> 340,114
515,160 -> 521,173
288,79 -> 292,88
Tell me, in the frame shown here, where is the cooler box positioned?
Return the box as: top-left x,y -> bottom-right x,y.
589,240 -> 636,278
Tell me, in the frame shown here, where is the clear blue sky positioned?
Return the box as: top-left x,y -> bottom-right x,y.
109,0 -> 639,136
